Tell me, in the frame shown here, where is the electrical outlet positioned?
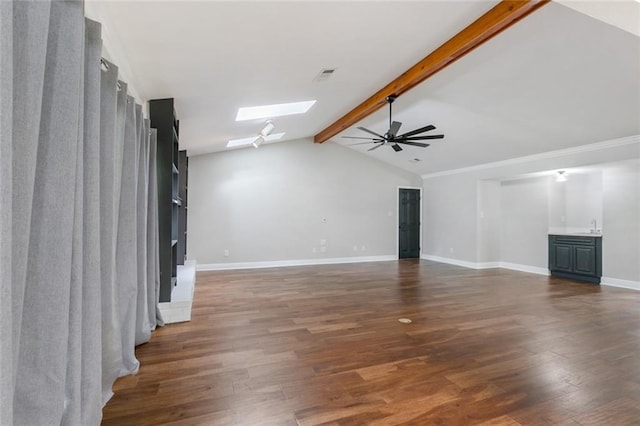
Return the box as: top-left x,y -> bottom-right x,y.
312,247 -> 316,253
224,249 -> 229,257
353,245 -> 358,251
320,246 -> 327,253
449,247 -> 454,254
320,239 -> 326,246
361,245 -> 365,251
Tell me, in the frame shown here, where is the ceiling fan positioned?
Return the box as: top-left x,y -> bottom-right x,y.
342,95 -> 444,152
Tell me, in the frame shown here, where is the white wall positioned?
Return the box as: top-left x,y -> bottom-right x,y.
602,160 -> 640,282
564,171 -> 603,233
187,139 -> 421,266
500,177 -> 549,269
423,173 -> 478,262
477,180 -> 501,264
422,136 -> 640,284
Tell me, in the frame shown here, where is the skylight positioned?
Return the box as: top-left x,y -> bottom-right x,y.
235,101 -> 316,121
226,132 -> 285,148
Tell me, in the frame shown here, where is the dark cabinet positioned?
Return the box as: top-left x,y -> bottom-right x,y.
549,235 -> 602,283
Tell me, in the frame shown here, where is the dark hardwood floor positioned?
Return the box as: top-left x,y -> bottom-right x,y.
102,260 -> 640,425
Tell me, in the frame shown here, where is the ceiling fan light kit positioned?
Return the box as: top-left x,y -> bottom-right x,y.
260,120 -> 275,138
227,120 -> 284,149
342,95 -> 444,153
251,120 -> 276,148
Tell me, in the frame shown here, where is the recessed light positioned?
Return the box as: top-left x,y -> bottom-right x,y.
226,132 -> 286,148
235,101 -> 316,121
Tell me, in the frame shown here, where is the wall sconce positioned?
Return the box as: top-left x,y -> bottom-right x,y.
556,170 -> 568,182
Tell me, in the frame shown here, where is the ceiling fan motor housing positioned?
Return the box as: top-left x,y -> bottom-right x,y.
342,94 -> 443,152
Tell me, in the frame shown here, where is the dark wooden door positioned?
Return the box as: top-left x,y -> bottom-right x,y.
399,189 -> 420,259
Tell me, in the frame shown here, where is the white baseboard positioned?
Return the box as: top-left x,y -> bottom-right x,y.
159,260 -> 197,324
601,276 -> 640,291
197,255 -> 397,272
422,255 -> 640,291
421,255 -> 549,275
499,262 -> 549,276
420,254 -> 508,271
420,254 -> 483,270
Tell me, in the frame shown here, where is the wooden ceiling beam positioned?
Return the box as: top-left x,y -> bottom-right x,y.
314,0 -> 549,144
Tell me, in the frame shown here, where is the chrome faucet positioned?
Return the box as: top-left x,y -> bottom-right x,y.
590,219 -> 598,234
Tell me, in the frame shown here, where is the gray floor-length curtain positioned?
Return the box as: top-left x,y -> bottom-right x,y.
1,1 -> 164,424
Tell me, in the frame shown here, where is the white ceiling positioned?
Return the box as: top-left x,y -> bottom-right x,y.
86,1 -> 640,175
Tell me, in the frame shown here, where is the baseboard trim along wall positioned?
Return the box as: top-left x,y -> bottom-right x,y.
420,255 -> 549,276
419,254 -> 489,270
498,262 -> 550,276
197,255 -> 397,271
601,276 -> 640,291
421,254 -> 640,291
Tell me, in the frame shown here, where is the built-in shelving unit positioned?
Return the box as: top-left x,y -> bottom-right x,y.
150,98 -> 180,302
177,150 -> 188,265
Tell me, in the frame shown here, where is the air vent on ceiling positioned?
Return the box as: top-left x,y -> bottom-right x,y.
410,158 -> 422,163
314,68 -> 337,82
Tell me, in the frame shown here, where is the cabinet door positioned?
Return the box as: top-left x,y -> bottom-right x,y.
553,244 -> 573,272
574,246 -> 596,275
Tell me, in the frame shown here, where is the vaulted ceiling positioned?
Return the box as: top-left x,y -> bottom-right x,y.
86,1 -> 640,175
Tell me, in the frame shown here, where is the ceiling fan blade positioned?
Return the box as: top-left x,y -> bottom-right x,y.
391,143 -> 403,152
389,121 -> 402,137
398,124 -> 436,138
357,126 -> 385,139
367,142 -> 385,151
400,134 -> 444,141
396,141 -> 430,148
341,136 -> 378,140
349,141 -> 382,146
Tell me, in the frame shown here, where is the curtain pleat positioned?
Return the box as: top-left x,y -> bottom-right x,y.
134,110 -> 151,345
0,1 -> 15,425
99,60 -> 123,405
116,95 -> 141,374
10,3 -> 51,399
14,1 -> 85,424
147,129 -> 164,329
136,118 -> 152,344
2,1 -> 166,423
79,18 -> 104,426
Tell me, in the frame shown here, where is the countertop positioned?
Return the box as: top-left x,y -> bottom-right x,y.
548,232 -> 602,237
